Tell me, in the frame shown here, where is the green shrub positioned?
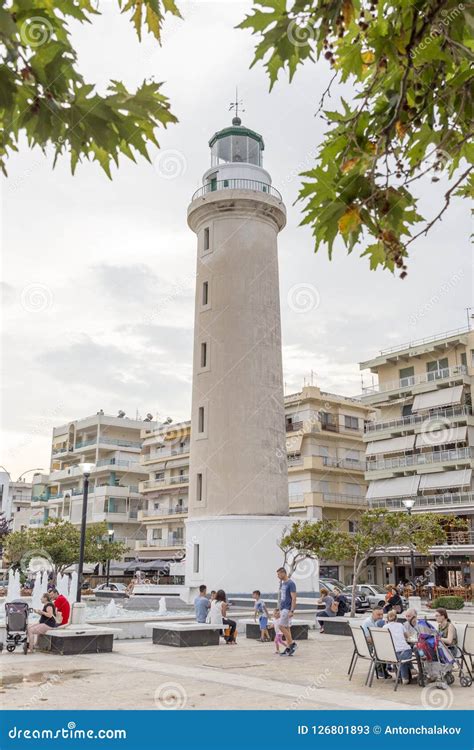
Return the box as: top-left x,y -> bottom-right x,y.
432,596 -> 464,610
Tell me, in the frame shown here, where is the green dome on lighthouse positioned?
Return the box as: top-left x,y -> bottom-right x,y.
209,117 -> 264,167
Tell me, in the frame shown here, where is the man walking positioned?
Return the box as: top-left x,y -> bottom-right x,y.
194,584 -> 211,623
277,567 -> 297,656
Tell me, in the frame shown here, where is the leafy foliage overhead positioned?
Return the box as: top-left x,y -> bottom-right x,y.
0,0 -> 180,176
239,0 -> 473,274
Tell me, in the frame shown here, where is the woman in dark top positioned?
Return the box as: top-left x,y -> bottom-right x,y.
383,584 -> 404,614
28,593 -> 57,651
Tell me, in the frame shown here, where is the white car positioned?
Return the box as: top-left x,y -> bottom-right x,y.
348,584 -> 408,609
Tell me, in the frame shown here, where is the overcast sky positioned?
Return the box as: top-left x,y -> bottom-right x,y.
1,1 -> 471,479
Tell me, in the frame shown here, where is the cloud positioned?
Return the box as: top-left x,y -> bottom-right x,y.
93,263 -> 162,304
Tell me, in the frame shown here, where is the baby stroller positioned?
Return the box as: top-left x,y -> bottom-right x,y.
2,600 -> 32,654
415,618 -> 471,688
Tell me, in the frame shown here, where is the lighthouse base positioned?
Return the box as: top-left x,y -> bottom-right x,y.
184,515 -> 319,597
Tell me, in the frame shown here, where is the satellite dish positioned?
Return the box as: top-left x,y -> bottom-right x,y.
117,410 -> 126,418
165,417 -> 172,424
144,413 -> 154,422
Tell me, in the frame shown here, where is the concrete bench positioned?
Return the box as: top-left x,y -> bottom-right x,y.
145,622 -> 224,647
317,616 -> 352,636
239,618 -> 309,640
37,625 -> 120,655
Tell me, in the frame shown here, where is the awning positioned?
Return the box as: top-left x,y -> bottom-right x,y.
367,434 -> 415,456
366,475 -> 420,500
416,425 -> 467,448
419,469 -> 472,490
133,559 -> 171,571
412,385 -> 463,412
286,435 -> 303,453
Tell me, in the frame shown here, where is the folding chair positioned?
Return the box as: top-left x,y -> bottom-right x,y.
369,627 -> 415,691
348,624 -> 376,685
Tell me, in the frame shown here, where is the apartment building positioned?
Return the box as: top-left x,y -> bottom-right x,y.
137,387 -> 373,583
360,325 -> 473,588
0,475 -> 33,531
28,413 -> 158,556
136,421 -> 190,560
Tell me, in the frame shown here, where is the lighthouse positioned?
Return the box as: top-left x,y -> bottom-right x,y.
185,114 -> 293,594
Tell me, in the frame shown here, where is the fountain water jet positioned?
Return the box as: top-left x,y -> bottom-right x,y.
31,572 -> 43,610
158,597 -> 167,616
105,599 -> 118,618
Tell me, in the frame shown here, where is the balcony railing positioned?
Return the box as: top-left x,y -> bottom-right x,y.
366,446 -> 472,472
379,326 -> 471,356
141,538 -> 185,548
323,493 -> 367,506
192,179 -> 282,202
369,492 -> 474,511
75,437 -> 142,449
287,455 -> 303,466
95,459 -> 141,469
141,507 -> 188,518
322,456 -> 365,471
362,364 -> 467,395
169,476 -> 189,484
365,405 -> 472,434
286,421 -> 303,432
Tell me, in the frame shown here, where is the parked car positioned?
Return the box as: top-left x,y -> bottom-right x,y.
317,579 -> 370,613
346,583 -> 408,610
94,582 -> 129,599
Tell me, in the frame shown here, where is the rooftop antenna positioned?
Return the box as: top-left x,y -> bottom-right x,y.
229,87 -> 245,125
466,307 -> 472,330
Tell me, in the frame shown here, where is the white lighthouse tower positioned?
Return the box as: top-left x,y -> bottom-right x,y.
185,114 -> 293,594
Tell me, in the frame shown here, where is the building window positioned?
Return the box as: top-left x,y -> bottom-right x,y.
155,471 -> 164,480
399,366 -> 415,386
200,342 -> 207,368
198,406 -> 205,433
196,473 -> 203,501
202,281 -> 209,306
193,543 -> 200,573
348,520 -> 358,533
204,227 -> 210,251
320,412 -> 337,431
152,528 -> 162,539
344,415 -> 359,430
402,403 -> 413,417
426,358 -> 449,380
460,352 -> 467,368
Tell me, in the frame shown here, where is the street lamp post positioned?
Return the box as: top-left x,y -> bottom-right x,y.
105,529 -> 114,587
402,498 -> 416,587
76,463 -> 95,602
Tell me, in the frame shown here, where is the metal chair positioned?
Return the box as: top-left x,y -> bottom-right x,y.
348,624 -> 375,685
369,627 -> 415,691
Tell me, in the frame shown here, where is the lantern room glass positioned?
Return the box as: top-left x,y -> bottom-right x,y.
211,134 -> 262,166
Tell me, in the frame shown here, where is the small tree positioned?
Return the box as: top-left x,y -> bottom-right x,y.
4,519 -> 128,580
342,509 -> 452,615
279,518 -> 349,576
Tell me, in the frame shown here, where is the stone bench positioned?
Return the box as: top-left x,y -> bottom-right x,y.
37,625 -> 120,655
145,622 -> 224,647
238,618 -> 309,640
317,616 -> 353,636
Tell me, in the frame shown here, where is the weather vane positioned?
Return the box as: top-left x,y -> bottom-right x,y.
229,87 -> 245,121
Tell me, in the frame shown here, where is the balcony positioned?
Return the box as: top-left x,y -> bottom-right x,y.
362,365 -> 467,396
95,458 -> 142,471
369,492 -> 474,511
140,507 -> 188,519
136,538 -> 185,549
322,456 -> 365,471
364,405 -> 472,435
192,179 -> 282,202
322,493 -> 368,506
170,475 -> 189,485
75,437 -> 142,450
366,446 -> 472,472
379,326 -> 471,357
286,421 -> 303,433
287,455 -> 303,466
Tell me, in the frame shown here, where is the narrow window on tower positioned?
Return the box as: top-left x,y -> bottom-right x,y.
193,544 -> 200,573
202,281 -> 209,307
203,227 -> 210,251
198,406 -> 205,433
200,342 -> 207,368
196,473 -> 203,501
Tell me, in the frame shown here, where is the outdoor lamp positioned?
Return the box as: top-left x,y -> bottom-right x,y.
76,462 -> 96,601
402,498 -> 416,584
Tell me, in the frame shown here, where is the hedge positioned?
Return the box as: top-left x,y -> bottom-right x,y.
431,596 -> 464,610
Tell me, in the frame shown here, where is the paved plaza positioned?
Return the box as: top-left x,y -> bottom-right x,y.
1,631 -> 470,711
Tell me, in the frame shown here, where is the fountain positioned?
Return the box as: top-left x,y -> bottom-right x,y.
31,572 -> 43,610
69,571 -> 78,601
57,572 -> 70,598
158,597 -> 168,616
105,599 -> 119,618
6,569 -> 21,601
